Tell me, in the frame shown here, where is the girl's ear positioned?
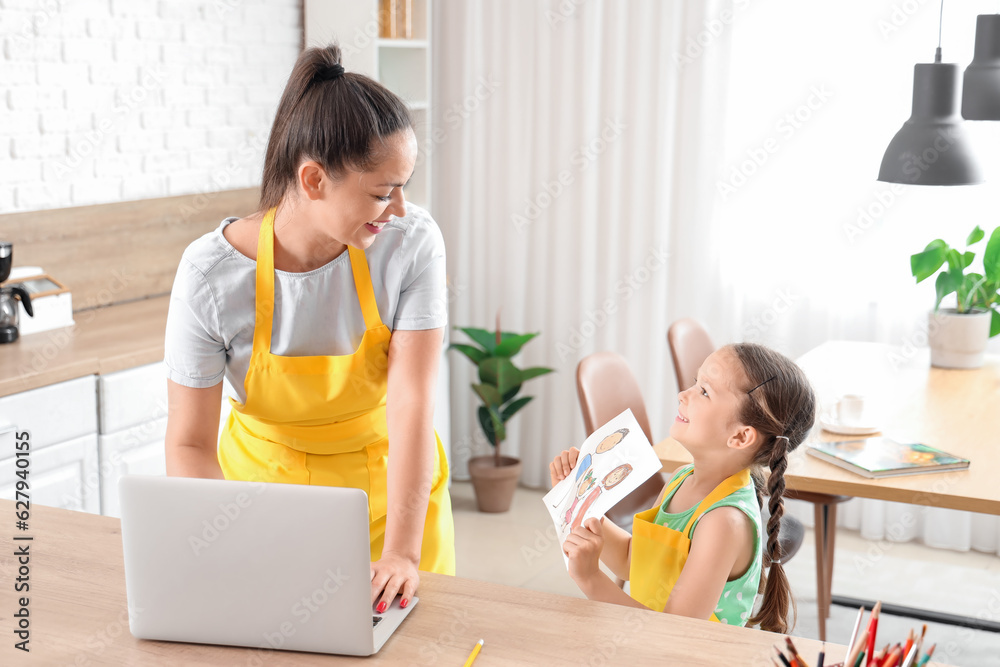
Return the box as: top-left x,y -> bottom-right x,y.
727,424 -> 758,452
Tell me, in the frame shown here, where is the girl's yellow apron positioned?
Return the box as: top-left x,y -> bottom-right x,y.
218,207 -> 455,575
628,468 -> 751,617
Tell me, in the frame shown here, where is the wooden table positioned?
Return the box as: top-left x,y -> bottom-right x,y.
656,340 -> 1000,634
0,500 -> 851,666
656,341 -> 1000,513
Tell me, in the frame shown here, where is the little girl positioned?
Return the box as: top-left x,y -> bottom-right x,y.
550,342 -> 815,633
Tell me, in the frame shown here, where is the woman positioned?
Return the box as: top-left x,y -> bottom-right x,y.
163,44 -> 455,613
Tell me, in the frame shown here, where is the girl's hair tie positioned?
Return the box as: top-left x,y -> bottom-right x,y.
775,435 -> 790,444
315,63 -> 345,82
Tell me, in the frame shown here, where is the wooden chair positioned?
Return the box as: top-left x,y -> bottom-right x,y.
667,317 -> 850,641
576,351 -> 663,534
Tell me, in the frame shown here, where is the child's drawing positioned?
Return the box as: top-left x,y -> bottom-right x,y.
596,428 -> 628,453
543,409 -> 663,564
602,463 -> 632,489
563,462 -> 635,530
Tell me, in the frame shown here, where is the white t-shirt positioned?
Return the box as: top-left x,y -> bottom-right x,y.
164,203 -> 447,403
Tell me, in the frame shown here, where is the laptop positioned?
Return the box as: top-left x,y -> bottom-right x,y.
118,475 -> 417,656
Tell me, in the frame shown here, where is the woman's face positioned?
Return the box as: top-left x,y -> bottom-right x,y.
305,128 -> 418,251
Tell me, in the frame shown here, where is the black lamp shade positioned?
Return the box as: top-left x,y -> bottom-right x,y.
962,15 -> 1000,120
878,63 -> 984,185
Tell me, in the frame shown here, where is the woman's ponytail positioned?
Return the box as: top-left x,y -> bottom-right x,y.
260,43 -> 413,212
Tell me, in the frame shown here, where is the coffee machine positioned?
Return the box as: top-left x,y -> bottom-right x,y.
0,242 -> 34,343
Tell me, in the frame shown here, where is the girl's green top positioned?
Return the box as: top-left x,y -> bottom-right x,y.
653,464 -> 763,626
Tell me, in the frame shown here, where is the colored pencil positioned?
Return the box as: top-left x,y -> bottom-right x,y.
865,601 -> 882,667
901,644 -> 919,667
854,651 -> 866,667
914,624 -> 927,659
817,642 -> 826,667
882,645 -> 903,667
786,637 -> 811,667
916,644 -> 936,667
902,629 -> 915,660
462,638 -> 484,667
846,606 -> 866,662
775,646 -> 793,667
845,628 -> 869,667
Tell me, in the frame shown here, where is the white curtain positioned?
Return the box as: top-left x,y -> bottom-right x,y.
432,0 -> 735,488
715,0 -> 1000,556
433,0 -> 1000,556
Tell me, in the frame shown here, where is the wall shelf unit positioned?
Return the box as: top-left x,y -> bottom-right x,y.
305,0 -> 433,212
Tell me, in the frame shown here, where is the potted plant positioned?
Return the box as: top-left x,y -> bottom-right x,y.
450,319 -> 553,512
910,225 -> 1000,368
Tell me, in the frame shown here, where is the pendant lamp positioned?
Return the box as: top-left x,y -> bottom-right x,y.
877,1 -> 984,185
962,15 -> 1000,120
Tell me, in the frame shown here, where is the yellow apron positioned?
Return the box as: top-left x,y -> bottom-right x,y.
218,207 -> 455,575
628,467 -> 751,618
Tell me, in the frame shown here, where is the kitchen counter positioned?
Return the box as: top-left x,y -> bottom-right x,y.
0,295 -> 169,398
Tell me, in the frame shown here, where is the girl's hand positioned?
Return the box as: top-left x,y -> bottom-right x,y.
563,516 -> 605,584
370,551 -> 420,613
549,447 -> 580,486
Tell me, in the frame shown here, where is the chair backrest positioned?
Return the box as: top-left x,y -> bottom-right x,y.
576,351 -> 654,444
666,318 -> 716,392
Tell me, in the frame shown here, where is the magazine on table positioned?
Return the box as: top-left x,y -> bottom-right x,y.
806,437 -> 970,479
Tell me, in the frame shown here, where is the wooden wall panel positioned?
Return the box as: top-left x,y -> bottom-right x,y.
0,188 -> 259,311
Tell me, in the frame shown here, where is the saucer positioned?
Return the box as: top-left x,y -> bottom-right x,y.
818,415 -> 880,436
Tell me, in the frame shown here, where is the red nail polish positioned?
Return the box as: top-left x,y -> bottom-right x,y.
400,598 -> 408,608
376,601 -> 387,614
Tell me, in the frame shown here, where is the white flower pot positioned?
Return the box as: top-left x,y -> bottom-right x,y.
927,308 -> 991,369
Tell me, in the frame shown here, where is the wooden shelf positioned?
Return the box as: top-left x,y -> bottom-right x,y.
377,38 -> 429,48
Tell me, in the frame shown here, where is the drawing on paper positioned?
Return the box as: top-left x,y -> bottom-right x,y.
542,409 -> 664,564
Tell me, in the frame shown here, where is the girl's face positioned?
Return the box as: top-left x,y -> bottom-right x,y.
670,348 -> 755,455
304,128 -> 418,250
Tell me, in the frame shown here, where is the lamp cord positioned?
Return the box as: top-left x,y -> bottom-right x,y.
935,0 -> 944,63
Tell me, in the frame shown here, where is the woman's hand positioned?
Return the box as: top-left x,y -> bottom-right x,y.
549,447 -> 580,486
563,516 -> 605,585
371,550 -> 420,613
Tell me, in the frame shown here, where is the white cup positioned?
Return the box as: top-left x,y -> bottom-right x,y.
836,394 -> 865,426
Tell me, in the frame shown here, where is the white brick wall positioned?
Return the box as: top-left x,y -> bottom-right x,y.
0,0 -> 302,213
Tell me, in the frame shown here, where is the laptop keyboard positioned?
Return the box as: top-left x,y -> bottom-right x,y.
372,616 -> 384,628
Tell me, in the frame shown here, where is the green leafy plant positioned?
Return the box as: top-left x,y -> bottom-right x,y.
910,225 -> 1000,337
450,324 -> 554,467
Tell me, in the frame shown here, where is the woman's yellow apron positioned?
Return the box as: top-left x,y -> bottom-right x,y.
628,468 -> 751,617
218,207 -> 455,574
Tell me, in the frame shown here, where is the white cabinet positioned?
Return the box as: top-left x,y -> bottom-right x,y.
0,376 -> 100,513
97,362 -> 169,516
0,432 -> 100,514
0,374 -> 97,447
98,416 -> 167,518
98,361 -> 168,433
